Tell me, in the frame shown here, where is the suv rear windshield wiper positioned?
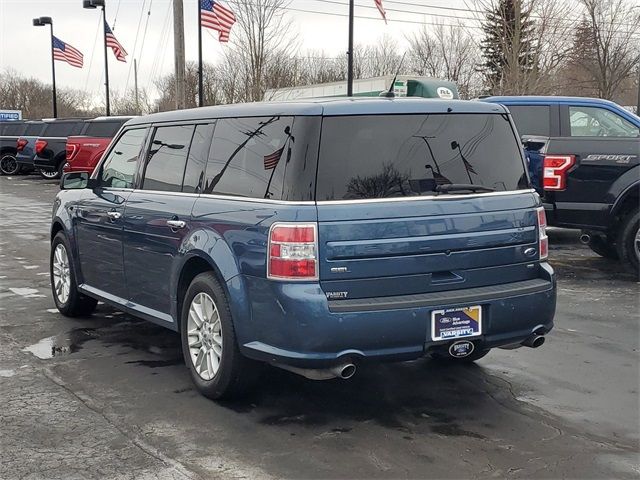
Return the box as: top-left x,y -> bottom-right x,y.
435,183 -> 496,193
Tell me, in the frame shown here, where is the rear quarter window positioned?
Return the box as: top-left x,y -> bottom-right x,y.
1,122 -> 25,136
42,121 -> 85,137
506,105 -> 550,136
202,116 -> 319,201
24,123 -> 45,136
84,121 -> 125,138
316,113 -> 528,201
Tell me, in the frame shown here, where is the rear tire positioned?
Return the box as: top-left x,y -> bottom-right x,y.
586,233 -> 618,260
180,272 -> 260,400
50,232 -> 98,317
616,208 -> 639,275
0,154 -> 20,175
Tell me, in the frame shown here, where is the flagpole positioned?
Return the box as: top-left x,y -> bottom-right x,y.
101,3 -> 110,116
347,0 -> 354,97
198,1 -> 204,107
49,22 -> 58,118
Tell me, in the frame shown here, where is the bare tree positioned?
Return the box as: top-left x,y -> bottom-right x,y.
407,23 -> 482,98
569,0 -> 640,100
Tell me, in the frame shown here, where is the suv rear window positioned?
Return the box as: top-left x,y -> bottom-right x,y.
42,121 -> 85,137
316,114 -> 528,200
84,121 -> 125,138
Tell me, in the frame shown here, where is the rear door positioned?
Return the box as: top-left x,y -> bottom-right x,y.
122,123 -> 209,321
315,113 -> 541,301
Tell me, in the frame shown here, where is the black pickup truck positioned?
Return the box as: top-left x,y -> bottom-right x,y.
482,96 -> 640,274
0,121 -> 45,175
32,119 -> 87,179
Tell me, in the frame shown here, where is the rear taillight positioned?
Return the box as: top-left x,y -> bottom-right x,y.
35,139 -> 47,155
16,138 -> 27,152
66,143 -> 79,161
537,207 -> 548,260
543,155 -> 575,191
267,223 -> 318,280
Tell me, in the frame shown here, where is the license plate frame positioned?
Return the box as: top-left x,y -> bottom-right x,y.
431,305 -> 482,342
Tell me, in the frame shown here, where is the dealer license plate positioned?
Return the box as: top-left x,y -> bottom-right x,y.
431,305 -> 482,341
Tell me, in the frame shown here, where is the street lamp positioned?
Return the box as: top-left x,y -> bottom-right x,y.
83,0 -> 110,116
33,16 -> 57,118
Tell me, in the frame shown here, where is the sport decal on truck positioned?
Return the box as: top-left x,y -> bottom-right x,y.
582,154 -> 637,164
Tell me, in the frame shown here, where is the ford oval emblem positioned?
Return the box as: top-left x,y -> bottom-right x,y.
524,247 -> 537,257
449,340 -> 475,358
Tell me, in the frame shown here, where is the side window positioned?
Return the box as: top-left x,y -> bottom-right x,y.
507,105 -> 550,136
182,123 -> 214,193
142,125 -> 194,192
569,106 -> 639,137
100,128 -> 147,189
203,116 -> 294,199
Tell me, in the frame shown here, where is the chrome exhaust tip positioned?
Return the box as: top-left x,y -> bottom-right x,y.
335,363 -> 356,379
580,233 -> 591,244
522,334 -> 546,348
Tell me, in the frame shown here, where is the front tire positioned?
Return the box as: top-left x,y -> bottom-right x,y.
40,164 -> 62,180
50,232 -> 97,317
616,209 -> 639,275
0,154 -> 20,175
180,272 -> 260,400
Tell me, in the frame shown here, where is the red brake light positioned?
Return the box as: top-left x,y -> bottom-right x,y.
35,139 -> 47,155
537,207 -> 548,260
66,143 -> 79,161
543,155 -> 575,191
267,224 -> 318,280
16,138 -> 27,152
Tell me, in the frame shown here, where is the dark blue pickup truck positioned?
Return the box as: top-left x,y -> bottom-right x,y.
482,96 -> 640,274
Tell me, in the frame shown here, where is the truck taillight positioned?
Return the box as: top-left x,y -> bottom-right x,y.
543,155 -> 575,191
16,138 -> 27,152
267,223 -> 318,280
537,207 -> 548,260
35,139 -> 47,155
66,143 -> 78,161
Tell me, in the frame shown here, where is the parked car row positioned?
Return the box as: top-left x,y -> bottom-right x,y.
0,116 -> 131,178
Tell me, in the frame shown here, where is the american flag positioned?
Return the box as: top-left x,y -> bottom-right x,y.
200,0 -> 236,43
105,22 -> 127,62
374,0 -> 387,23
264,147 -> 284,170
52,36 -> 83,68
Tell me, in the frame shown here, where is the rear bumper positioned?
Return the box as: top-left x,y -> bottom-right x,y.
15,154 -> 35,166
63,163 -> 94,174
33,157 -> 57,171
237,263 -> 556,367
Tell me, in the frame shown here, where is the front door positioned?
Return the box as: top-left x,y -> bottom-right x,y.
74,128 -> 148,300
122,124 -> 202,321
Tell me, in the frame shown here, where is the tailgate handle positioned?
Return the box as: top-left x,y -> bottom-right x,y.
431,271 -> 463,285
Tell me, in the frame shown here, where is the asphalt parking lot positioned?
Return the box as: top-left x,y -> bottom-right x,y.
0,174 -> 638,480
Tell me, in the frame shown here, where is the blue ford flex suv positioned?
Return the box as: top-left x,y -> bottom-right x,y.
51,98 -> 556,399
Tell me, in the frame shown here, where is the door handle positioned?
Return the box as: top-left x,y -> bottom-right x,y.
106,211 -> 121,221
166,219 -> 186,230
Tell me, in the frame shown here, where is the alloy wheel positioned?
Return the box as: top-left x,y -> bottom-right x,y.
52,244 -> 71,305
0,155 -> 19,175
40,169 -> 59,179
187,292 -> 223,381
634,226 -> 640,263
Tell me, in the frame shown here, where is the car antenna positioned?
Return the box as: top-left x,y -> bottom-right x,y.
379,52 -> 407,98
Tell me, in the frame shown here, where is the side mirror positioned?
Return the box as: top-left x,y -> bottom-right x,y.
60,172 -> 95,190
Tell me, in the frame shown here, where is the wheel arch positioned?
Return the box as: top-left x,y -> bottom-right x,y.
611,181 -> 639,219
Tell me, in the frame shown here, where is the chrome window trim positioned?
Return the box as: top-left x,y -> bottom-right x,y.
315,189 -> 537,205
126,188 -> 535,205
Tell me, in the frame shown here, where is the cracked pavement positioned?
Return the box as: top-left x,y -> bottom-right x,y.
0,175 -> 638,479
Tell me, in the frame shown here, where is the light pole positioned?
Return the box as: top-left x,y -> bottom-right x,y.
83,0 -> 110,116
33,16 -> 56,118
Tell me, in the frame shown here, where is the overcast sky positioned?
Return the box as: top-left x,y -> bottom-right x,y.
0,0 -> 477,102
